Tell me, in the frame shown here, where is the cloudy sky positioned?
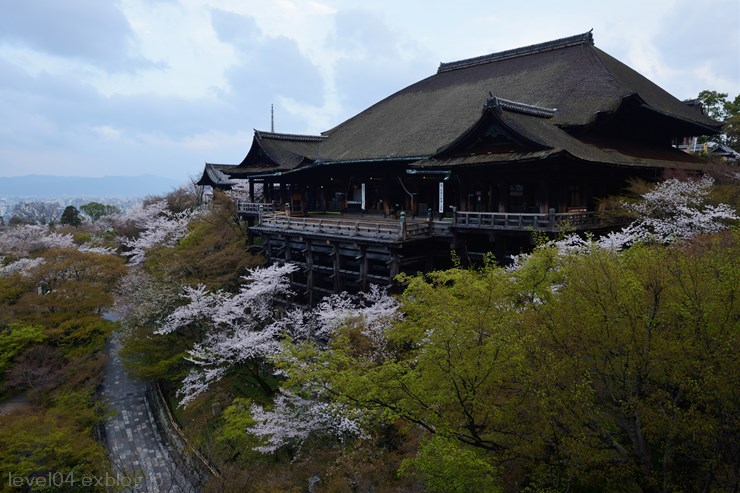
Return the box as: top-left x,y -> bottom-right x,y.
0,0 -> 737,183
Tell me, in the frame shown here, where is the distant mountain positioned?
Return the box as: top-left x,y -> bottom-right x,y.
0,175 -> 184,198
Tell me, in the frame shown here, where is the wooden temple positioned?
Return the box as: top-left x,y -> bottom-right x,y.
198,31 -> 720,304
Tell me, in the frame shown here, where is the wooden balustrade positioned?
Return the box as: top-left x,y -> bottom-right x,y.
255,213 -> 432,240
253,210 -> 599,241
454,211 -> 598,231
236,201 -> 276,214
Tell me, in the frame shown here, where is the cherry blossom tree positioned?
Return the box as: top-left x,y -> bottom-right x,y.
9,201 -> 63,225
248,390 -> 365,454
245,284 -> 401,454
509,176 -> 738,269
0,224 -> 75,254
617,176 -> 737,245
222,179 -> 264,205
159,257 -> 402,458
160,263 -> 298,405
0,257 -> 46,277
568,177 -> 735,252
116,200 -> 193,264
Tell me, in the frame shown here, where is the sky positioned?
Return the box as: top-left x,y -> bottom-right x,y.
0,0 -> 738,184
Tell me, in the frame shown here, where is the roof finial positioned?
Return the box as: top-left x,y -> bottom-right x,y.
271,104 -> 275,132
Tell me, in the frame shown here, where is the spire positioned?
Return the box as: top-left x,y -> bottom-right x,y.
271,104 -> 275,132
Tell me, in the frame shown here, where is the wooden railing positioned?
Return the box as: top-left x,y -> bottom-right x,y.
236,201 -> 276,214
252,210 -> 601,241
454,210 -> 598,231
255,213 -> 432,240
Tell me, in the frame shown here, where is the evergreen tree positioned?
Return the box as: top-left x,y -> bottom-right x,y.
59,205 -> 82,227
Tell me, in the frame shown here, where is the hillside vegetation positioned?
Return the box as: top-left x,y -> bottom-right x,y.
0,176 -> 737,493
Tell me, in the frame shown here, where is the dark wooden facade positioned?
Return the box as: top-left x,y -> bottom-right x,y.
199,31 -> 719,303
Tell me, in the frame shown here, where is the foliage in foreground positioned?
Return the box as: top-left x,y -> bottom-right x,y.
272,233 -> 739,492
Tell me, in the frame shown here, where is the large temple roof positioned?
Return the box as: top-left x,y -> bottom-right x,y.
316,31 -> 717,163
201,31 -> 719,184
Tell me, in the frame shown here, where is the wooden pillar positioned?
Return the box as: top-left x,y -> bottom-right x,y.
332,242 -> 341,292
358,245 -> 368,292
249,179 -> 255,203
305,239 -> 314,306
279,181 -> 287,207
284,238 -> 292,283
265,236 -> 273,261
383,173 -> 391,216
389,249 -> 400,281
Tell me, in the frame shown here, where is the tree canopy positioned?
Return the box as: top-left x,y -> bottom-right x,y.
60,205 -> 82,227
698,90 -> 740,150
80,202 -> 120,222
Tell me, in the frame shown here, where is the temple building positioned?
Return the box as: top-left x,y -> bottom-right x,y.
199,31 -> 719,303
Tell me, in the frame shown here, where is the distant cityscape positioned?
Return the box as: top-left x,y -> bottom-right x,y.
0,196 -> 142,224
0,174 -> 185,223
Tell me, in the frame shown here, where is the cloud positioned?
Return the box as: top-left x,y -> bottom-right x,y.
329,9 -> 434,117
0,0 -> 154,72
652,0 -> 739,96
0,0 -> 737,182
210,7 -> 261,46
210,8 -> 326,131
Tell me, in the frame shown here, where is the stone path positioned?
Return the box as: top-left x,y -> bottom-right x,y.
0,392 -> 31,415
102,333 -> 200,493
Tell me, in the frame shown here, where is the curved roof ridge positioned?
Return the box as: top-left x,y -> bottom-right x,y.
486,95 -> 557,118
255,129 -> 327,142
438,31 -> 594,74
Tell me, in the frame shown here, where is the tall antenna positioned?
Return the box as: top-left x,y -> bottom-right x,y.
271,104 -> 274,132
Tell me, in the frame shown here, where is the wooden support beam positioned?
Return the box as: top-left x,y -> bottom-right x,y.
333,242 -> 341,292
389,249 -> 400,279
265,235 -> 273,260
305,239 -> 314,306
359,245 -> 368,292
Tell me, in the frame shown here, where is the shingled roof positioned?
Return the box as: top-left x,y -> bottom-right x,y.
204,31 -> 719,182
315,31 -> 718,164
198,131 -> 326,184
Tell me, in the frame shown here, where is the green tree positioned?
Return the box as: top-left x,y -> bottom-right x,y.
724,94 -> 740,151
60,205 -> 82,227
530,236 -> 739,492
0,324 -> 45,378
276,259 -> 537,490
0,412 -> 109,493
80,202 -> 120,222
277,234 -> 739,492
399,435 -> 501,493
697,90 -> 740,150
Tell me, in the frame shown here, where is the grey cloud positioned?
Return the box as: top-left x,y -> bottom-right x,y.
210,9 -> 326,129
0,52 -> 271,158
0,58 -> 248,179
653,0 -> 739,93
210,8 -> 260,46
330,10 -> 433,117
0,0 -> 156,72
